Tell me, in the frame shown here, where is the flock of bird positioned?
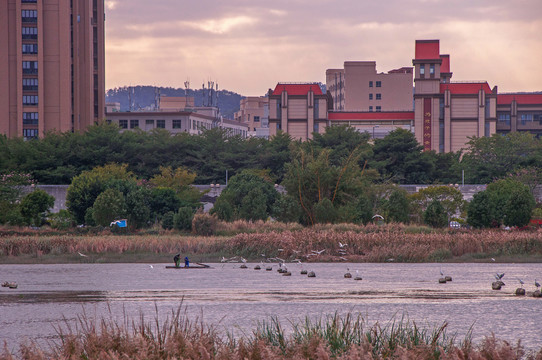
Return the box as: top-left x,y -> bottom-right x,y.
491,272 -> 541,293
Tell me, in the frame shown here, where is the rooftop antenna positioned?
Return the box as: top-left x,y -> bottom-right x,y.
202,82 -> 206,106
184,79 -> 190,108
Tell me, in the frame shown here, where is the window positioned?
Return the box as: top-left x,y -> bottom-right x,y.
314,100 -> 319,118
23,112 -> 38,125
276,123 -> 281,130
119,120 -> 128,129
369,81 -> 373,88
22,0 -> 37,2
534,114 -> 542,125
22,44 -> 38,54
22,61 -> 38,74
430,64 -> 435,75
313,122 -> 319,133
22,26 -> 38,40
376,81 -> 381,87
520,114 -> 532,125
498,113 -> 510,126
23,129 -> 39,139
369,106 -> 373,112
23,95 -> 38,105
22,10 -> 37,23
254,116 -> 260,122
22,78 -> 38,91
376,93 -> 382,100
376,106 -> 381,112
172,120 -> 182,129
157,120 -> 165,129
420,65 -> 425,75
369,93 -> 373,100
130,119 -> 139,129
192,120 -> 196,129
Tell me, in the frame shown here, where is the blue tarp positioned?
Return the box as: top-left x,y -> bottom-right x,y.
110,219 -> 127,228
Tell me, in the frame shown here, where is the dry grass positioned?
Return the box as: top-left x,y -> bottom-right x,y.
1,223 -> 541,263
2,309 -> 541,360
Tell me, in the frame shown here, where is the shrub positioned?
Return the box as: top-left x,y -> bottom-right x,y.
423,199 -> 448,228
192,213 -> 218,236
20,189 -> 55,226
174,207 -> 193,231
48,210 -> 74,230
91,188 -> 127,227
161,211 -> 175,230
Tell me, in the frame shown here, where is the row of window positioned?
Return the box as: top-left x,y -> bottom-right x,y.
368,93 -> 382,100
22,10 -> 37,22
118,119 -> 183,129
23,61 -> 38,74
369,106 -> 382,112
23,78 -> 38,91
22,0 -> 38,3
23,112 -> 39,125
23,129 -> 39,140
22,44 -> 38,54
419,64 -> 436,77
497,113 -> 542,126
369,81 -> 382,88
23,95 -> 38,105
22,26 -> 38,39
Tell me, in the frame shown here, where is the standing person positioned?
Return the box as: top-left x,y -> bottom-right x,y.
173,253 -> 181,268
184,256 -> 190,268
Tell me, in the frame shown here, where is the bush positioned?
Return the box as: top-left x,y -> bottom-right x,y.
92,188 -> 127,227
423,199 -> 448,228
48,210 -> 74,230
271,194 -> 302,223
20,189 -> 55,226
210,198 -> 234,221
174,207 -> 193,231
192,213 -> 218,236
161,211 -> 175,230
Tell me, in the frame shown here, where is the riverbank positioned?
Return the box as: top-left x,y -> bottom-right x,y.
1,223 -> 541,264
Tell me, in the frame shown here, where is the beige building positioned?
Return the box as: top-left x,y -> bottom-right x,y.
326,62 -> 413,112
496,93 -> 542,137
413,40 -> 497,153
268,83 -> 330,141
234,96 -> 269,138
0,0 -> 105,140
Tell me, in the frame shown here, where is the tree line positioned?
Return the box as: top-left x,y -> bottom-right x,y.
0,124 -> 540,229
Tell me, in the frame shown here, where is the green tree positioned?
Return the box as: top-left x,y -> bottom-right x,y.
19,189 -> 55,226
210,198 -> 234,221
371,128 -> 435,184
213,170 -> 278,221
385,188 -> 411,224
149,166 -> 201,206
503,186 -> 536,227
410,185 -> 464,223
271,194 -> 302,223
125,187 -> 151,228
174,207 -> 194,231
66,163 -> 135,223
423,199 -> 448,228
467,191 -> 492,228
314,198 -> 338,224
91,188 -> 127,227
149,187 -> 182,220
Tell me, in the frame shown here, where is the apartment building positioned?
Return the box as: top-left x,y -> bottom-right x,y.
0,0 -> 105,139
267,83 -> 330,141
234,96 -> 269,137
326,61 -> 413,112
413,40 -> 497,152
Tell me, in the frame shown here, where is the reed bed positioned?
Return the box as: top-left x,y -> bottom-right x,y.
2,308 -> 539,359
0,224 -> 541,263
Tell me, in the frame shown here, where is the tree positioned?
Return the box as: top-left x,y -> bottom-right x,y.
20,189 -> 55,226
385,188 -> 411,224
66,163 -> 135,223
149,187 -> 181,220
503,186 -> 536,227
467,191 -> 493,228
0,172 -> 35,224
371,128 -> 435,184
91,188 -> 127,227
174,207 -> 194,231
212,170 -> 278,221
271,194 -> 302,223
410,185 -> 464,223
423,199 -> 448,228
149,166 -> 201,206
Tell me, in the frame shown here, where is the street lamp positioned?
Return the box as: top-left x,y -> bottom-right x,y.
372,125 -> 379,139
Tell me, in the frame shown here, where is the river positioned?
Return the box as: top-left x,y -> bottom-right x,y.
1,262 -> 541,353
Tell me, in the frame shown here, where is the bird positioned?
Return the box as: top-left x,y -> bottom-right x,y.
148,265 -> 154,269
311,249 -> 325,255
495,272 -> 505,280
440,267 -> 444,277
491,258 -> 496,262
339,242 -> 347,248
518,278 -> 525,288
535,279 -> 540,289
78,252 -> 87,257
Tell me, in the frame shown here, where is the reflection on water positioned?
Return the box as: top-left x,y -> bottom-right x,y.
1,262 -> 541,352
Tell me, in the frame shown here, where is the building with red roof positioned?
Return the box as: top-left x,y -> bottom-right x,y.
413,40 -> 498,153
496,93 -> 542,136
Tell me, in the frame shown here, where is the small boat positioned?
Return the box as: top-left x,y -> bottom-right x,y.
165,262 -> 211,269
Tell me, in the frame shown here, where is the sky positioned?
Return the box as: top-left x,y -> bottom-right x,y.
104,0 -> 542,96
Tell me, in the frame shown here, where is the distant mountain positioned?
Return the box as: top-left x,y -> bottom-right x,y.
106,86 -> 245,119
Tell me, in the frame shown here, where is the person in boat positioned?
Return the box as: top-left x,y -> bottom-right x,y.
184,256 -> 190,268
173,253 -> 181,268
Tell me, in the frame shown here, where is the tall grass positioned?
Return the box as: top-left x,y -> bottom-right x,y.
2,309 -> 539,359
1,224 -> 541,263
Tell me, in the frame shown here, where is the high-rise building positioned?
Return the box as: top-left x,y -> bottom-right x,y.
0,0 -> 105,139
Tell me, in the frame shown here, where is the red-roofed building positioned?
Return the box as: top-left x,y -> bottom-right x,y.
268,83 -> 331,141
413,40 -> 497,152
328,111 -> 414,139
496,93 -> 542,136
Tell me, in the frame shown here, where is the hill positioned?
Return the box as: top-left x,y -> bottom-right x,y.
106,86 -> 245,119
